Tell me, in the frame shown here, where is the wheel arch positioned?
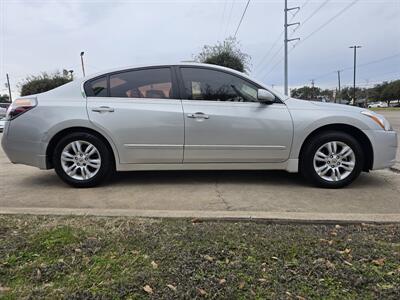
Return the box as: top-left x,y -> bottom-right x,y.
299,124 -> 373,172
45,127 -> 118,169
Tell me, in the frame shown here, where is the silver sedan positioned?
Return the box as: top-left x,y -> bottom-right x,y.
1,63 -> 397,188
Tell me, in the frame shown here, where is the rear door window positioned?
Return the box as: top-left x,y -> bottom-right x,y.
109,68 -> 173,99
85,76 -> 107,97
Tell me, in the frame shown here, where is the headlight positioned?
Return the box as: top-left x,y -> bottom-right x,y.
361,110 -> 392,131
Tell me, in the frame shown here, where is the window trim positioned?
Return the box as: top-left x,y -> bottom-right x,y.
83,66 -> 179,100
176,66 -> 283,104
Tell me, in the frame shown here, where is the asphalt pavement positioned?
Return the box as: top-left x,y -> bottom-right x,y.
1,110 -> 399,222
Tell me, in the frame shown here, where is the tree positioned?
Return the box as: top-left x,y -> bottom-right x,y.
380,80 -> 400,106
290,86 -> 329,100
291,79 -> 400,105
195,37 -> 250,73
337,87 -> 364,102
19,71 -> 72,96
0,94 -> 10,103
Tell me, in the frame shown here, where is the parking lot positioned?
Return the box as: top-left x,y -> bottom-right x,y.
1,110 -> 399,221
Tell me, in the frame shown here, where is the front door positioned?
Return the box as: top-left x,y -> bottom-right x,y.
178,67 -> 293,163
86,67 -> 184,164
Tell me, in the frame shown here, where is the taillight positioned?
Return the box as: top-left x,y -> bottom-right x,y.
6,97 -> 37,120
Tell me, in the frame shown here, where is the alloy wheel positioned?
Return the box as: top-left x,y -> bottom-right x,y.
313,141 -> 356,182
60,140 -> 101,181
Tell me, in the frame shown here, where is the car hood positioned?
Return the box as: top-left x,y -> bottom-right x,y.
309,101 -> 365,113
286,98 -> 366,113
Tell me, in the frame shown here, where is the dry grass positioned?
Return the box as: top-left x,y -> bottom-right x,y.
1,215 -> 399,299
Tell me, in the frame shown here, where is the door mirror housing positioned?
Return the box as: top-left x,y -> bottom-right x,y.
257,89 -> 275,104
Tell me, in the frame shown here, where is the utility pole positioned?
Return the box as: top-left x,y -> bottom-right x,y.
334,88 -> 337,103
310,79 -> 315,100
337,70 -> 341,104
6,73 -> 12,102
80,51 -> 86,77
284,0 -> 300,96
349,45 -> 361,106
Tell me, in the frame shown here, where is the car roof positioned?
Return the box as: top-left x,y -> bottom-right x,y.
84,62 -> 246,80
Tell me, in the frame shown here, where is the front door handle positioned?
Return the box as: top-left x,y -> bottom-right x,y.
91,106 -> 114,113
187,112 -> 209,119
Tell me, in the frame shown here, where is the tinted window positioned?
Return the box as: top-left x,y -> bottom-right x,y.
110,68 -> 173,99
181,68 -> 258,102
85,76 -> 107,97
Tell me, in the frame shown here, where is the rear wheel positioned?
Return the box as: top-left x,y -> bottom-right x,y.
300,131 -> 364,188
53,132 -> 114,187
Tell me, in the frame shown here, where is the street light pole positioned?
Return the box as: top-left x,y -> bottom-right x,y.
349,45 -> 361,106
6,73 -> 12,102
80,52 -> 86,77
336,70 -> 341,104
310,79 -> 315,100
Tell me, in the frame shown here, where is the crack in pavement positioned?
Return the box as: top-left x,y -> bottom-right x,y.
215,175 -> 232,211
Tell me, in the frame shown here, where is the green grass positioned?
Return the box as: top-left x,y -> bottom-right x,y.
1,215 -> 399,299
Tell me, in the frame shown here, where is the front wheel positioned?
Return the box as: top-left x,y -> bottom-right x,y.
53,132 -> 114,187
300,131 -> 364,188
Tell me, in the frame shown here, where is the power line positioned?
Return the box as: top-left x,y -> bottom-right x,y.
224,0 -> 235,37
234,0 -> 251,38
264,45 -> 284,77
271,56 -> 284,74
300,0 -> 312,9
255,4 -> 299,73
218,0 -> 228,40
304,52 -> 400,85
357,53 -> 400,69
295,0 -> 359,48
298,0 -> 330,29
264,46 -> 398,85
254,31 -> 283,74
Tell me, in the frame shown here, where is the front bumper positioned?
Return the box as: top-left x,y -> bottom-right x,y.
364,129 -> 398,170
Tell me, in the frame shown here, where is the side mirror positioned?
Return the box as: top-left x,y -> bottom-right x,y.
257,89 -> 275,104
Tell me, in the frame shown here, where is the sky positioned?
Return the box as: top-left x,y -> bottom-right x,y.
1,0 -> 399,98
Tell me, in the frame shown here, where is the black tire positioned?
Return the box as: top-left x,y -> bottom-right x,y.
300,131 -> 364,188
53,132 -> 114,188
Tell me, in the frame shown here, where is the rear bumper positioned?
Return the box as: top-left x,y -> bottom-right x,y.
364,129 -> 398,170
1,123 -> 48,170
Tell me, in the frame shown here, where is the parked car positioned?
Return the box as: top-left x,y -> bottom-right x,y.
0,117 -> 5,132
0,107 -> 7,117
1,63 -> 397,188
368,101 -> 388,108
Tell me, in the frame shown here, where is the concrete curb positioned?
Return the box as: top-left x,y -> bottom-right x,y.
1,207 -> 400,224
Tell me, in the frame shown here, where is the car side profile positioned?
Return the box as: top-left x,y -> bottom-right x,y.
368,101 -> 388,108
1,63 -> 398,188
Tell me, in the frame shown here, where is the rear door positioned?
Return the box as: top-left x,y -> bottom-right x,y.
178,67 -> 293,163
86,67 -> 184,164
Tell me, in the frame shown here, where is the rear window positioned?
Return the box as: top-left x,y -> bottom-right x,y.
85,76 -> 107,97
109,68 -> 173,99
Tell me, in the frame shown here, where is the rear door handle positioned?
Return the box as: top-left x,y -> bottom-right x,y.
91,106 -> 114,113
187,112 -> 209,119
